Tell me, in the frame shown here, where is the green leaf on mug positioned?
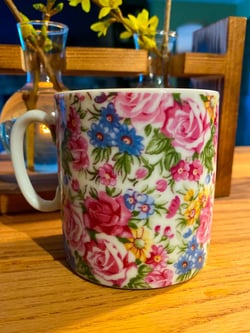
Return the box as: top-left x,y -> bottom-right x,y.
163,148 -> 181,170
201,136 -> 215,172
75,251 -> 98,283
144,124 -> 152,136
172,93 -> 182,104
146,129 -> 172,155
92,146 -> 112,164
126,264 -> 152,289
113,152 -> 135,179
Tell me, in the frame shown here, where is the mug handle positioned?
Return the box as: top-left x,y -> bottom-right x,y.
10,110 -> 60,212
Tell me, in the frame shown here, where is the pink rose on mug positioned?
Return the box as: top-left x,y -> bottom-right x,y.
145,268 -> 173,288
84,234 -> 137,287
161,97 -> 211,154
83,191 -> 132,238
114,92 -> 173,124
63,200 -> 90,255
69,135 -> 90,171
99,163 -> 117,186
67,105 -> 82,137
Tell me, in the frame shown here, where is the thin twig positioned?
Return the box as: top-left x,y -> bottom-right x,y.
4,0 -> 23,22
163,0 -> 172,51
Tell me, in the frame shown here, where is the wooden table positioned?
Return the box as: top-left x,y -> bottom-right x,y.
0,146 -> 249,333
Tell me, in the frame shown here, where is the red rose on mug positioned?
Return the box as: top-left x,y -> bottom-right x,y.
84,191 -> 132,238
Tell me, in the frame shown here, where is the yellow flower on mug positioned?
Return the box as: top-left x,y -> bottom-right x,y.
184,200 -> 201,225
202,94 -> 218,122
198,188 -> 209,208
126,227 -> 153,262
184,189 -> 195,202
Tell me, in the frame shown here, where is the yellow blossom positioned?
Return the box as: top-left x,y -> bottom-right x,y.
91,19 -> 113,37
184,189 -> 195,202
98,0 -> 122,19
203,95 -> 218,122
184,200 -> 201,225
68,0 -> 90,13
68,0 -> 159,52
138,34 -> 157,50
138,9 -> 159,35
120,9 -> 158,39
125,227 -> 153,262
198,189 -> 209,208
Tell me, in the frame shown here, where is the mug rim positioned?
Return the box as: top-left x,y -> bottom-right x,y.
55,88 -> 219,97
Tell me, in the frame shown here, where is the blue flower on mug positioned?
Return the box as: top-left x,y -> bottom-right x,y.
99,103 -> 121,129
192,247 -> 206,270
124,190 -> 155,219
186,236 -> 199,256
124,189 -> 137,210
183,228 -> 193,238
174,253 -> 194,275
113,124 -> 144,156
134,192 -> 155,219
205,174 -> 212,184
174,236 -> 206,278
87,122 -> 115,148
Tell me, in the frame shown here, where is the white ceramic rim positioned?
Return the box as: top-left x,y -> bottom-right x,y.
55,88 -> 219,97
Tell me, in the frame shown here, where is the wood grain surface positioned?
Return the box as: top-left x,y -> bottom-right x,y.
0,146 -> 249,333
0,44 -> 148,76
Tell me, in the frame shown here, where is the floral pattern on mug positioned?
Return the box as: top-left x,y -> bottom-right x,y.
56,89 -> 219,289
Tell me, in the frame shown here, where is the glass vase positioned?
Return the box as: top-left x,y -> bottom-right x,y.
0,20 -> 68,172
133,30 -> 176,88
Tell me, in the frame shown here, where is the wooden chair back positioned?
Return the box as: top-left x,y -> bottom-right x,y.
0,45 -> 148,76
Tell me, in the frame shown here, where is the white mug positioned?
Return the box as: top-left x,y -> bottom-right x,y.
11,88 -> 219,289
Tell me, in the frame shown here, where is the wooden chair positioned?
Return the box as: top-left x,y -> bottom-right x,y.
0,16 -> 247,213
0,45 -> 148,76
169,16 -> 247,197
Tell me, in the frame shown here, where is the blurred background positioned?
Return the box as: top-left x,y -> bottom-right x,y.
0,0 -> 250,146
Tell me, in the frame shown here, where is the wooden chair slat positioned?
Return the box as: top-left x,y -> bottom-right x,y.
0,44 -> 148,76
